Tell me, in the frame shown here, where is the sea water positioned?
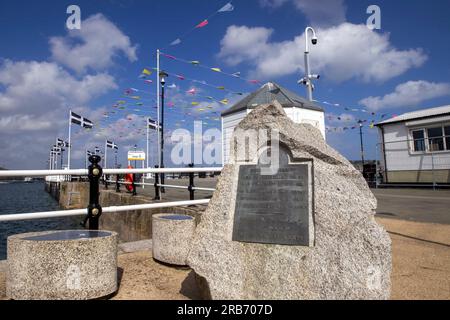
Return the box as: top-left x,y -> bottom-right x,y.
0,181 -> 81,260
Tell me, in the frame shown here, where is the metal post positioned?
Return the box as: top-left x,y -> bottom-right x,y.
85,155 -> 103,230
146,118 -> 149,170
104,139 -> 108,169
154,165 -> 161,200
115,174 -> 120,193
132,172 -> 137,196
67,109 -> 72,169
160,78 -> 166,193
156,49 -> 161,168
188,163 -> 195,201
359,123 -> 365,168
431,151 -> 436,190
304,52 -> 313,101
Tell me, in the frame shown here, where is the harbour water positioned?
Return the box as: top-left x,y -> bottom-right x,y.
0,181 -> 81,260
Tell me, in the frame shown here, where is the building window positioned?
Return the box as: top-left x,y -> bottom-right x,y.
427,127 -> 445,151
412,129 -> 425,152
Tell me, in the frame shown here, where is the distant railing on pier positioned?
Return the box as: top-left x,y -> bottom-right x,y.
0,156 -> 222,228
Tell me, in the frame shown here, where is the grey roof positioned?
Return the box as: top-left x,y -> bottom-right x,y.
375,105 -> 450,126
221,82 -> 323,117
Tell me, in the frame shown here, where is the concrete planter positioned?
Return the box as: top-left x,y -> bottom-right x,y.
6,230 -> 118,300
152,214 -> 196,266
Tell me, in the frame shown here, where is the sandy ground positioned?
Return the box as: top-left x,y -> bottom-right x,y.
377,217 -> 450,300
0,217 -> 449,300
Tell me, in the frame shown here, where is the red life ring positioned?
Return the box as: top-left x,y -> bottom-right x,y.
125,165 -> 134,192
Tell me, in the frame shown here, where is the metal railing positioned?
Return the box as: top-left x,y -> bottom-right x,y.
0,155 -> 222,228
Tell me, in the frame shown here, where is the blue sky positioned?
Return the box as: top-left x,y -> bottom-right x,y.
1,0 -> 450,169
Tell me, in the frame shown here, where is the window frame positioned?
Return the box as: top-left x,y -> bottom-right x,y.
409,123 -> 450,154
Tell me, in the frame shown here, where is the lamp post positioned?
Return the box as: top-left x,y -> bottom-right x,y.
359,122 -> 365,169
299,27 -> 319,101
159,71 -> 168,193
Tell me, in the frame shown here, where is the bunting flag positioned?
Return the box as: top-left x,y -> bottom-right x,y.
218,2 -> 234,12
168,2 -> 235,47
190,61 -> 200,66
142,68 -> 152,76
144,80 -> 153,84
187,88 -> 197,95
195,20 -> 209,28
211,68 -> 221,72
71,111 -> 93,129
106,140 -> 119,150
170,38 -> 182,46
176,74 -> 185,80
220,99 -> 229,105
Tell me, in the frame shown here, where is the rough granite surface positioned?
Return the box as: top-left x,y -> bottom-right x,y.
7,230 -> 118,300
152,214 -> 196,266
187,101 -> 392,300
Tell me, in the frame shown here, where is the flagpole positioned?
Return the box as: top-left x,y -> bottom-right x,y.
68,109 -> 72,169
146,118 -> 149,169
157,49 -> 161,168
104,139 -> 108,169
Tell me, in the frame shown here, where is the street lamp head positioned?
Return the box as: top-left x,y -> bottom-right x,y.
159,70 -> 169,86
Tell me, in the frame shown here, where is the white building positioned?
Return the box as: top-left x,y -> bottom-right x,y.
221,82 -> 325,164
376,105 -> 450,184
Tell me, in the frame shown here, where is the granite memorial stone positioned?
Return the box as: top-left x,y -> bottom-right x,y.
187,100 -> 391,300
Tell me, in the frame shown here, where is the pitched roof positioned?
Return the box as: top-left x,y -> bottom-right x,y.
221,82 -> 323,117
376,105 -> 450,126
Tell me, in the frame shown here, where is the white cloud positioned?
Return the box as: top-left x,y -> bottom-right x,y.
50,13 -> 137,73
218,23 -> 427,83
359,80 -> 450,111
0,60 -> 117,115
0,60 -> 117,168
260,0 -> 346,27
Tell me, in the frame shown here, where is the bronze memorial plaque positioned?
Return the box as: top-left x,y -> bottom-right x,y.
232,148 -> 311,246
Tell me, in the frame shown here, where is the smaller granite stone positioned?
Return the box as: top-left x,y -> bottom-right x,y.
152,214 -> 196,266
7,230 -> 118,300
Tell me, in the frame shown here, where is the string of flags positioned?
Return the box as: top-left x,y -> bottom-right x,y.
160,51 -> 262,86
163,70 -> 244,96
168,2 -> 234,47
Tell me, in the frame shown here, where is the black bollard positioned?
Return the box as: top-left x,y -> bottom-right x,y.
161,165 -> 166,194
132,173 -> 137,196
154,165 -> 161,200
85,155 -> 103,230
115,174 -> 120,193
188,163 -> 195,201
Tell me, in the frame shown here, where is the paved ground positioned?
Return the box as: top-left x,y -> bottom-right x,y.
373,188 -> 450,225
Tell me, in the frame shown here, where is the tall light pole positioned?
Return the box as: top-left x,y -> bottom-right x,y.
359,122 -> 365,168
299,27 -> 319,101
159,71 -> 168,193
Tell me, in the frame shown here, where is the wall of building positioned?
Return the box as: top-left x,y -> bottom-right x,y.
380,121 -> 450,183
222,110 -> 248,164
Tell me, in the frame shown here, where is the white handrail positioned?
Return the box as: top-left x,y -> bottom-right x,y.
0,199 -> 210,222
0,167 -> 223,177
